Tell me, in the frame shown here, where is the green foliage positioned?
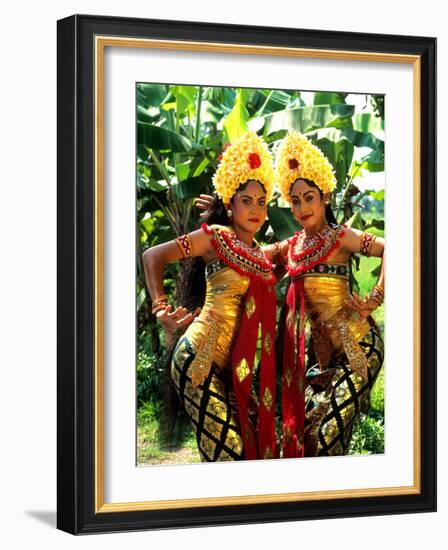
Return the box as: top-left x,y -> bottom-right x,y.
348,368 -> 385,455
137,329 -> 172,405
136,84 -> 385,461
348,415 -> 385,455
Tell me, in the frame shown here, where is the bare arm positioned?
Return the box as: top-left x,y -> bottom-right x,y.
262,239 -> 289,263
142,228 -> 212,343
341,227 -> 385,317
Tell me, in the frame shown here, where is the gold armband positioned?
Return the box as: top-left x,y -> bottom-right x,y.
360,232 -> 377,256
175,234 -> 193,259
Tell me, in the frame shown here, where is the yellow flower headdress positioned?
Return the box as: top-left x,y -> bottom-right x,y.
213,131 -> 275,204
275,130 -> 337,203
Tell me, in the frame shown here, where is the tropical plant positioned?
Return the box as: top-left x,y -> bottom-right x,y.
137,85 -> 384,330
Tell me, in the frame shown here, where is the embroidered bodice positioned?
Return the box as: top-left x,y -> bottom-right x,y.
185,224 -> 274,371
286,226 -> 371,377
186,261 -> 250,369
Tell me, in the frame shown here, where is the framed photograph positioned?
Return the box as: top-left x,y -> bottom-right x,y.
57,14 -> 436,534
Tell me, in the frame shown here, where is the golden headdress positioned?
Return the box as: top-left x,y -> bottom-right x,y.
275,130 -> 337,203
213,131 -> 275,204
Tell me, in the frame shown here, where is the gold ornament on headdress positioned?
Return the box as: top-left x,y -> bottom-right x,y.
275,130 -> 337,203
213,131 -> 275,204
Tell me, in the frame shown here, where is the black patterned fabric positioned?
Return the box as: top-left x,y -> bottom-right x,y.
171,336 -> 247,461
304,323 -> 384,456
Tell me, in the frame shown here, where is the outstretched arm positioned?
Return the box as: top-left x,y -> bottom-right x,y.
142,228 -> 211,344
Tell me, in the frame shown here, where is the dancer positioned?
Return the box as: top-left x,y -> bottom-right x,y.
143,132 -> 278,461
273,131 -> 385,457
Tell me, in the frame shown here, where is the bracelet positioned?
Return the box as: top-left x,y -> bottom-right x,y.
369,284 -> 384,306
152,294 -> 169,314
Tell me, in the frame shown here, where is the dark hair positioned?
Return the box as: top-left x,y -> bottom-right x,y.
291,178 -> 338,225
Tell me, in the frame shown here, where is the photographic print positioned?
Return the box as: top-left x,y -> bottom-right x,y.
136,83 -> 385,465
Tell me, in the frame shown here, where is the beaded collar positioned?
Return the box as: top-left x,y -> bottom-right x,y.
286,224 -> 345,277
202,223 -> 275,286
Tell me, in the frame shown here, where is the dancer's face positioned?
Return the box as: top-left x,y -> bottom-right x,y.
228,180 -> 267,235
290,179 -> 327,231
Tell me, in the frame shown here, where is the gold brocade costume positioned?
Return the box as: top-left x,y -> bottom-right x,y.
171,262 -> 251,462
301,268 -> 371,378
187,264 -> 250,371
295,264 -> 384,457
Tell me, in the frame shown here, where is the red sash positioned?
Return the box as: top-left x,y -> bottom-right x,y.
282,225 -> 345,457
202,223 -> 277,459
231,282 -> 277,459
282,278 -> 306,457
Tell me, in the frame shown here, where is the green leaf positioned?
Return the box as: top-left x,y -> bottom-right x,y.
223,90 -> 250,141
370,189 -> 385,201
200,101 -> 223,124
138,122 -> 192,152
140,214 -> 157,235
252,89 -> 295,116
345,212 -> 364,230
175,162 -> 190,182
137,105 -> 160,123
137,84 -> 167,108
353,113 -> 384,133
308,127 -> 384,152
314,135 -> 354,190
369,218 -> 385,230
364,226 -> 384,237
172,85 -> 196,116
267,206 -> 300,240
147,179 -> 167,192
190,156 -> 210,178
359,149 -> 385,172
256,104 -> 355,136
172,177 -> 208,200
161,102 -> 176,112
313,92 -> 347,105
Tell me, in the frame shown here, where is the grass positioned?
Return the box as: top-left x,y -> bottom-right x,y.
137,401 -> 200,465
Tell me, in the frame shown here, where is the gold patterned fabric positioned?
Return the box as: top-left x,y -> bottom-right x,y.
304,323 -> 384,456
297,265 -> 372,378
172,336 -> 262,461
186,263 -> 250,372
170,259 -> 256,461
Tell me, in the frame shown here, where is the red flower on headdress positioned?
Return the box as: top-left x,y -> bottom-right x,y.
248,153 -> 261,169
218,142 -> 231,161
289,158 -> 299,170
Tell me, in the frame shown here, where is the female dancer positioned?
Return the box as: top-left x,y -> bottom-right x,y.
271,130 -> 385,457
143,131 -> 278,461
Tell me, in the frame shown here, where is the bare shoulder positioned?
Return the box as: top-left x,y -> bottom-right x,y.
340,226 -> 363,249
188,226 -> 216,256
